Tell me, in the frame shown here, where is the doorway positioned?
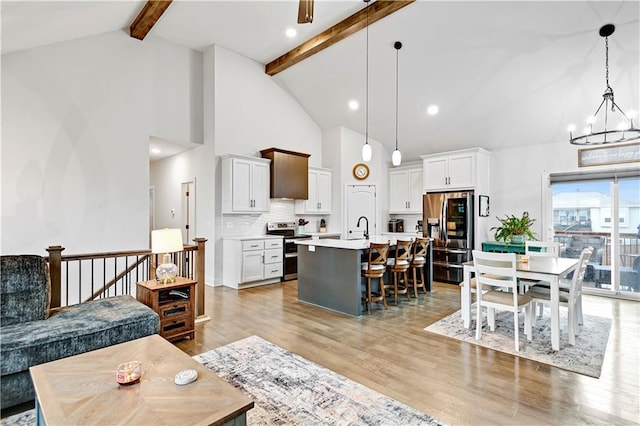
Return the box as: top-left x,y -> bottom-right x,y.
345,184 -> 377,239
181,181 -> 196,245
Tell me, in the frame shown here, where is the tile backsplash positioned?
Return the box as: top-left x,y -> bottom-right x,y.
221,200 -> 327,236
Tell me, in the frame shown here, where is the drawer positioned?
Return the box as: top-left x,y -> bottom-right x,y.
242,240 -> 265,251
159,300 -> 190,320
263,263 -> 283,279
265,239 -> 283,249
160,315 -> 192,337
264,249 -> 283,264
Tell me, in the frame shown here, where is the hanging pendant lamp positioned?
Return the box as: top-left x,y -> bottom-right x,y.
568,24 -> 639,145
361,0 -> 372,162
392,41 -> 402,166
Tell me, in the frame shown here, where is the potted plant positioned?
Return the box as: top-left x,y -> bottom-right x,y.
491,211 -> 536,244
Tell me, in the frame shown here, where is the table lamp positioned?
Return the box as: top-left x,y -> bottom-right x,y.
151,228 -> 183,284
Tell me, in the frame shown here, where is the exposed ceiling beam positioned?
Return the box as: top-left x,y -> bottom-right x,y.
265,0 -> 415,76
130,0 -> 173,41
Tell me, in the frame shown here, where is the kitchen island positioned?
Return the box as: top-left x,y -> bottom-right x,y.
296,236 -> 432,316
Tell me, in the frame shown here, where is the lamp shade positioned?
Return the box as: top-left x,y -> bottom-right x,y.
362,143 -> 372,162
392,149 -> 402,166
151,229 -> 183,254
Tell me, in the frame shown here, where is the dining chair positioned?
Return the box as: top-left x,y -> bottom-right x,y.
524,246 -> 593,345
408,237 -> 430,297
521,240 -> 561,307
525,241 -> 560,257
386,239 -> 413,305
361,242 -> 390,314
473,250 -> 532,352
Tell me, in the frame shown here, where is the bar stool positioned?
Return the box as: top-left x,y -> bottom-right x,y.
386,239 -> 413,305
361,242 -> 390,314
408,237 -> 430,297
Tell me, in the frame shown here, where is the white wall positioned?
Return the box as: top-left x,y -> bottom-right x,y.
489,141 -> 639,241
2,31 -> 149,254
2,31 -> 204,259
208,45 -> 324,285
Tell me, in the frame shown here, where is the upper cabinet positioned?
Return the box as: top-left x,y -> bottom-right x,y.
295,167 -> 332,214
389,166 -> 423,214
221,154 -> 271,214
260,148 -> 310,200
422,148 -> 490,191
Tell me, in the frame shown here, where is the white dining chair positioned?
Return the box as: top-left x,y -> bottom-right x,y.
525,241 -> 560,258
521,241 -> 561,311
524,246 -> 593,346
473,250 -> 532,352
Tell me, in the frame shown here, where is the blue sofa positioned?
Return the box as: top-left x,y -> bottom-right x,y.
0,255 -> 160,409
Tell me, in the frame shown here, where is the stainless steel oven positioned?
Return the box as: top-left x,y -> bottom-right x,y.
266,222 -> 310,281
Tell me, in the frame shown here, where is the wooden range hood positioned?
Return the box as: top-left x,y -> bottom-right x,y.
260,148 -> 310,200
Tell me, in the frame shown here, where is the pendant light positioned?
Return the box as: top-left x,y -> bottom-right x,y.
568,24 -> 639,145
361,0 -> 372,162
392,41 -> 402,166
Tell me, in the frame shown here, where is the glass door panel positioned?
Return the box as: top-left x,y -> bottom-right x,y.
551,176 -> 640,297
551,180 -> 611,292
618,178 -> 640,294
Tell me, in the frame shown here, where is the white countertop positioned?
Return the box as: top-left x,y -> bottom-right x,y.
223,235 -> 284,241
305,232 -> 341,238
380,231 -> 423,237
296,235 -> 418,250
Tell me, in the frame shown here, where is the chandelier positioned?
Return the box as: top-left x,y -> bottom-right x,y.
568,24 -> 639,145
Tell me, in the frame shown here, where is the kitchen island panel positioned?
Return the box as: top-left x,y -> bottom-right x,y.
297,245 -> 364,317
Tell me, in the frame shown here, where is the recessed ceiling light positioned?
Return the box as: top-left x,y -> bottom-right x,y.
349,100 -> 359,110
151,148 -> 161,154
285,28 -> 297,38
427,105 -> 439,115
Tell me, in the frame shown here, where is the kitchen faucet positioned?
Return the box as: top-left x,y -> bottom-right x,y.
356,216 -> 369,239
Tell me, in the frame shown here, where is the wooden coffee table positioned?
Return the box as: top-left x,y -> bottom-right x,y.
29,335 -> 253,425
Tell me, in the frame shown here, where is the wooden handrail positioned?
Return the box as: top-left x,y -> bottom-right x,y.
45,240 -> 207,311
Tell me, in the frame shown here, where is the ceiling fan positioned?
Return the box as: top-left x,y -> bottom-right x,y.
298,0 -> 314,24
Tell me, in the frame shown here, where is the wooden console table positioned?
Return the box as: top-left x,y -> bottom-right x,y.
481,241 -> 525,254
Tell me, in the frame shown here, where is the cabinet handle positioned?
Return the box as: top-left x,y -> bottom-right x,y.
408,201 -> 410,209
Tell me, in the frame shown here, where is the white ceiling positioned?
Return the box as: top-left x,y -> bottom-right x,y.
2,1 -> 639,162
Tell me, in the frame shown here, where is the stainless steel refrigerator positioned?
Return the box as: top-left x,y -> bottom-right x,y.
423,191 -> 474,283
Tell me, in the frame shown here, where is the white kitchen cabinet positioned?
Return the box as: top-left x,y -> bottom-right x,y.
295,167 -> 332,214
422,148 -> 489,191
223,237 -> 284,289
221,154 -> 271,214
389,166 -> 423,214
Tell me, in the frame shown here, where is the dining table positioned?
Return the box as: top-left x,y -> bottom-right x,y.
461,256 -> 580,351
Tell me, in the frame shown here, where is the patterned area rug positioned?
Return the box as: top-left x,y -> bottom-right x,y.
425,305 -> 611,378
2,336 -> 444,426
195,335 -> 444,425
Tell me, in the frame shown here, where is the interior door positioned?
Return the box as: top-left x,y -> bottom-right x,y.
346,185 -> 376,239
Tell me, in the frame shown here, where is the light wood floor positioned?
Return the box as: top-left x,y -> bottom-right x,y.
176,281 -> 640,425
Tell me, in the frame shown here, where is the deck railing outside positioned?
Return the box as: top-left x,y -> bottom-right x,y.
553,231 -> 640,292
45,238 -> 207,316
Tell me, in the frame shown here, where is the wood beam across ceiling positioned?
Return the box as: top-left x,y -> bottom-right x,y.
130,0 -> 173,41
265,0 -> 415,76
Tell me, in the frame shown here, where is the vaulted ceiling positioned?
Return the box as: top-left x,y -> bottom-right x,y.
2,1 -> 639,162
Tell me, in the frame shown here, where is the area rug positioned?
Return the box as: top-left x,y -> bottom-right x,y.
3,336 -> 444,426
424,305 -> 611,378
194,335 -> 444,425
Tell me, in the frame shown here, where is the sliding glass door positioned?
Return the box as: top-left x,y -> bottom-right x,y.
550,172 -> 640,298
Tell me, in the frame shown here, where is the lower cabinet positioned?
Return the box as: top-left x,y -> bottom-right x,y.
223,237 -> 283,289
